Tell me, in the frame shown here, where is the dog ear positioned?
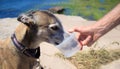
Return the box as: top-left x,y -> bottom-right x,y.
17,14 -> 35,27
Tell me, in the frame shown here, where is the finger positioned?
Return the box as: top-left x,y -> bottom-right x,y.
81,35 -> 92,46
75,33 -> 83,50
68,28 -> 75,33
79,41 -> 83,50
68,27 -> 81,33
74,28 -> 82,32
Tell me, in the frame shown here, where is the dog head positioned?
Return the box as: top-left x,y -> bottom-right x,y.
17,10 -> 65,46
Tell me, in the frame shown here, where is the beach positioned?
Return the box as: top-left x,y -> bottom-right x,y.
0,14 -> 120,69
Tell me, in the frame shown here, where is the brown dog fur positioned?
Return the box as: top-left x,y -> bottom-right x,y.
0,11 -> 65,69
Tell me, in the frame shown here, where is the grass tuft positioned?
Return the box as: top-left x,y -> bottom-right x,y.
56,49 -> 120,69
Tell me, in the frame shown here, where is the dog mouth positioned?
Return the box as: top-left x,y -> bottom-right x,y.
54,42 -> 60,45
48,40 -> 61,45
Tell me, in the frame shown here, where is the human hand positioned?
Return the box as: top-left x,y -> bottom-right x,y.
69,26 -> 99,47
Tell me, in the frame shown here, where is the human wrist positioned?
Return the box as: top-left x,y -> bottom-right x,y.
90,22 -> 106,41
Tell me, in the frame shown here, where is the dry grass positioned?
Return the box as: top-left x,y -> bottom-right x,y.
55,49 -> 120,69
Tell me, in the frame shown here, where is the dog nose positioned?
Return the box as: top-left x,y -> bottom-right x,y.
17,15 -> 22,21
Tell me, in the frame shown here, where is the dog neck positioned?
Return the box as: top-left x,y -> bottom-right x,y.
14,23 -> 40,49
11,33 -> 40,58
11,23 -> 41,58
15,23 -> 41,48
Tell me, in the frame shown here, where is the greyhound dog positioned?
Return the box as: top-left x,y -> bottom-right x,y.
0,10 -> 66,69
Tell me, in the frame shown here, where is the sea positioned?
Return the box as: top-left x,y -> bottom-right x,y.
0,0 -> 68,18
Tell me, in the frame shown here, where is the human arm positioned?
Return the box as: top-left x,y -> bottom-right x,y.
69,3 -> 120,46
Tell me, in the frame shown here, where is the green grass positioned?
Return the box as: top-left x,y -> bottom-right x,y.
55,49 -> 120,69
51,0 -> 120,20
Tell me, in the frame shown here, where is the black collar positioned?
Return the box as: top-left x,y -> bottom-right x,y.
11,34 -> 40,58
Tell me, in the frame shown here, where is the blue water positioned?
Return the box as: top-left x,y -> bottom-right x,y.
99,0 -> 105,3
0,0 -> 68,18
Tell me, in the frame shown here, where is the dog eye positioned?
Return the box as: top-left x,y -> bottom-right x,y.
50,26 -> 59,31
28,14 -> 33,17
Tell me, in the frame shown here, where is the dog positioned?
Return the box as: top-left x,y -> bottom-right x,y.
0,10 -> 66,69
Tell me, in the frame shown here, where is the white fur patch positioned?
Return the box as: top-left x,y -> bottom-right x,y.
49,23 -> 58,28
